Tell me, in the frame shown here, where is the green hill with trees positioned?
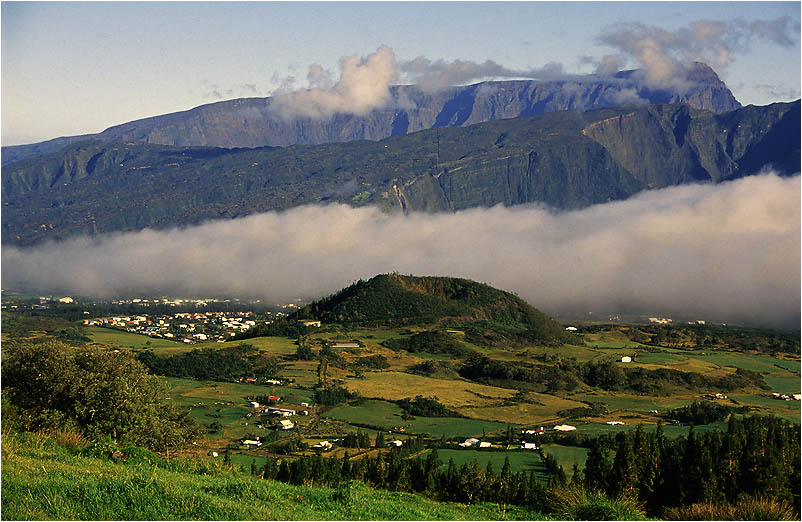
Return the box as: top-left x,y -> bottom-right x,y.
294,274 -> 571,346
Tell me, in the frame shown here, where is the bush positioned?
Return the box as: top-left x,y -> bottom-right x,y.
2,340 -> 203,452
662,497 -> 797,521
547,486 -> 646,521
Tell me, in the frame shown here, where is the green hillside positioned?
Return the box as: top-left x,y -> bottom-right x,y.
295,274 -> 570,345
0,431 -> 546,521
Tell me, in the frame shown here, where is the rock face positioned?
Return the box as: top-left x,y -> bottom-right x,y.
1,63 -> 740,165
2,100 -> 796,246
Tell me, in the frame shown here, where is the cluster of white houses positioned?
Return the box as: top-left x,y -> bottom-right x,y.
771,392 -> 802,401
83,311 -> 267,343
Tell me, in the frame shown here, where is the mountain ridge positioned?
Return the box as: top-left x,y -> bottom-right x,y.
1,63 -> 740,165
2,100 -> 798,246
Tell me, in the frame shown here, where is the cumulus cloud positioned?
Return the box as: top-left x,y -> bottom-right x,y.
598,16 -> 799,91
398,56 -> 569,91
3,174 -> 799,328
269,45 -> 399,120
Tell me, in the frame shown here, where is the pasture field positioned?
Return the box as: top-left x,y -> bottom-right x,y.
326,400 -> 405,427
325,400 -> 509,438
631,352 -> 688,365
403,417 -> 509,438
417,449 -> 548,481
685,352 -> 788,373
762,374 -> 801,393
579,394 -> 697,413
571,421 -> 727,438
342,372 -> 516,409
539,444 -> 588,477
216,336 -> 298,355
730,393 -> 801,411
86,326 -> 186,350
165,377 -> 314,441
458,394 -> 588,425
534,344 -> 601,362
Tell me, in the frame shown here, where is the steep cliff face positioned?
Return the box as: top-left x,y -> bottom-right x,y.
3,101 -> 795,246
2,64 -> 741,165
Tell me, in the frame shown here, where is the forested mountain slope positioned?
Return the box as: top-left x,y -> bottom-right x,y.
2,100 -> 797,246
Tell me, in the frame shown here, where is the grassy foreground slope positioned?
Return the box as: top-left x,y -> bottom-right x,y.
1,431 -> 546,521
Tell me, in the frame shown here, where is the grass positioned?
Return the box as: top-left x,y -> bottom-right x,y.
684,352 -> 788,373
458,394 -> 588,425
86,326 -> 186,350
343,372 -> 516,409
572,421 -> 727,438
1,431 -> 546,521
325,400 -> 510,438
540,444 -> 589,477
417,449 -> 548,482
762,374 -> 801,394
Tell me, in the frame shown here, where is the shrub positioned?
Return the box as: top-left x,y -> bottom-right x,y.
663,497 -> 797,521
547,486 -> 646,521
2,340 -> 203,452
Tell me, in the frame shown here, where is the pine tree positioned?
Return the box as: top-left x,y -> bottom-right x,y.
609,434 -> 637,498
223,448 -> 232,467
375,430 -> 386,448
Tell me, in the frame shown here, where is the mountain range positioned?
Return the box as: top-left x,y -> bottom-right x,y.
2,99 -> 798,246
1,62 -> 739,166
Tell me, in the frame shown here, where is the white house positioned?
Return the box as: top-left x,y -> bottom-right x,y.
277,419 -> 295,430
459,438 -> 481,447
479,441 -> 492,448
248,401 -> 260,408
390,440 -> 404,447
312,441 -> 333,450
332,343 -> 361,349
242,439 -> 261,447
621,356 -> 632,363
565,326 -> 578,331
521,442 -> 538,450
554,425 -> 577,432
606,421 -> 625,426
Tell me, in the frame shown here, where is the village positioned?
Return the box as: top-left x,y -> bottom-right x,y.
82,310 -> 272,343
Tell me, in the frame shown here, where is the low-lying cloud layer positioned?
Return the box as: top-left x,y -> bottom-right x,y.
4,174 -> 799,328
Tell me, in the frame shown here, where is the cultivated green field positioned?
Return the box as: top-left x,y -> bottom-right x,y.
86,326 -> 186,350
417,449 -> 548,481
326,400 -> 509,438
540,444 -> 589,478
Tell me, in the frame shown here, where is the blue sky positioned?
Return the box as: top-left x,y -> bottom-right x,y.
2,1 -> 800,145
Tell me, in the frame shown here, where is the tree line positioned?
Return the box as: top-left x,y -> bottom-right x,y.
459,355 -> 767,393
583,415 -> 800,514
251,448 -> 550,508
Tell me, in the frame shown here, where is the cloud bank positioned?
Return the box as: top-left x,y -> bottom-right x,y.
3,174 -> 799,328
269,45 -> 398,120
265,16 -> 797,119
597,16 -> 799,90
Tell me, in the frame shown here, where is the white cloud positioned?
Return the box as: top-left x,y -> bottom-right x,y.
3,173 -> 799,328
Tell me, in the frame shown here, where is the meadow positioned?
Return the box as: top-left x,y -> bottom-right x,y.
1,431 -> 544,521
82,322 -> 799,472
